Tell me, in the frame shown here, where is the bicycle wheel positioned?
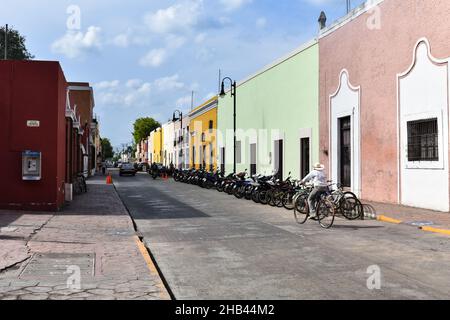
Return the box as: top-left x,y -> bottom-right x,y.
259,190 -> 268,205
317,198 -> 335,229
293,193 -> 309,224
282,191 -> 295,210
266,190 -> 276,207
340,192 -> 363,220
273,191 -> 284,207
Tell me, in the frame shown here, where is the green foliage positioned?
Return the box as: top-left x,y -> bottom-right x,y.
101,138 -> 114,160
132,117 -> 161,145
0,26 -> 34,60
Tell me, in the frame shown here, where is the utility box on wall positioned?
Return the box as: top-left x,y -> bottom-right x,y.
22,151 -> 42,181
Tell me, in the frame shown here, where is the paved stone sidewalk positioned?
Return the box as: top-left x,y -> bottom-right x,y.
0,176 -> 170,300
364,201 -> 450,231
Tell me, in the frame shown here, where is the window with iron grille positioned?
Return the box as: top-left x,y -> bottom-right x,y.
407,118 -> 438,162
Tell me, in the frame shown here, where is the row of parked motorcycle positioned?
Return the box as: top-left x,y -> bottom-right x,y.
172,169 -> 364,223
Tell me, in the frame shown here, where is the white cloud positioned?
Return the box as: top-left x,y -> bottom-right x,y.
256,17 -> 267,28
126,79 -> 143,88
165,34 -> 187,49
113,33 -> 129,48
95,75 -> 186,109
144,0 -> 203,34
220,0 -> 253,12
139,48 -> 167,67
95,80 -> 120,89
195,33 -> 207,43
176,95 -> 193,108
51,26 -> 102,59
111,27 -> 152,48
153,74 -> 185,91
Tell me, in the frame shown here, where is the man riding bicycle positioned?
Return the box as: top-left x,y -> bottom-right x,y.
300,163 -> 327,219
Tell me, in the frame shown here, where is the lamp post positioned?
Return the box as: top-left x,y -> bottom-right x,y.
219,77 -> 237,174
173,110 -> 183,169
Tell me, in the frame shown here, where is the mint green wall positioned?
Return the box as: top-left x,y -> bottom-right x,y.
217,41 -> 319,180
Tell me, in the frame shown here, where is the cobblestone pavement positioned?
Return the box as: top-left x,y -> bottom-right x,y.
0,176 -> 170,300
114,171 -> 450,300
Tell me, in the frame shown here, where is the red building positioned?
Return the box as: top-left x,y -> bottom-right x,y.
0,60 -> 98,211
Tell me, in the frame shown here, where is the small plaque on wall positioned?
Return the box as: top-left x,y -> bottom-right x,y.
27,120 -> 40,128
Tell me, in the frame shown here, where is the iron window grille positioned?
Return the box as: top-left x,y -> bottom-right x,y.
407,118 -> 439,162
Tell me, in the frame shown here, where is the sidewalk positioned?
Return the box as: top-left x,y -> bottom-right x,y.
364,201 -> 450,235
0,175 -> 170,300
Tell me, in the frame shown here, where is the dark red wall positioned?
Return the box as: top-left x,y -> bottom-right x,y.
0,60 -> 67,211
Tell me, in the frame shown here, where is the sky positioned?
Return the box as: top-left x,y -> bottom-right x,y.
1,0 -> 366,149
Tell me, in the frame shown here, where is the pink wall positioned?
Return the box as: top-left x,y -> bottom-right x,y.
319,0 -> 450,204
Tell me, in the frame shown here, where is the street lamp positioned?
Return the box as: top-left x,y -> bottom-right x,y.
173,110 -> 183,169
219,77 -> 237,174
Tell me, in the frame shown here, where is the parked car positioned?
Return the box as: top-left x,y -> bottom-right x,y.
137,162 -> 149,172
119,163 -> 137,176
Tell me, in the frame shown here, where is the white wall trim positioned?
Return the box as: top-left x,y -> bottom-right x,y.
329,69 -> 361,196
397,37 -> 450,211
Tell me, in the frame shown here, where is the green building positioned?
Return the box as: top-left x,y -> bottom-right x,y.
217,39 -> 319,180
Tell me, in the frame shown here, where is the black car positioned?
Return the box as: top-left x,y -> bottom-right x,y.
119,163 -> 137,176
137,162 -> 149,172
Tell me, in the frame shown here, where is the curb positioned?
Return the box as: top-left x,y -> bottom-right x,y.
376,215 -> 402,224
134,235 -> 171,300
420,226 -> 450,236
375,215 -> 450,237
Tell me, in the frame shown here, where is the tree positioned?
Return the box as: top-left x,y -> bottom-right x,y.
132,117 -> 161,145
0,25 -> 34,60
101,138 -> 114,160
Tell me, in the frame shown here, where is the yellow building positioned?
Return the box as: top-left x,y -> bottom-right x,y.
151,127 -> 163,163
189,96 -> 218,170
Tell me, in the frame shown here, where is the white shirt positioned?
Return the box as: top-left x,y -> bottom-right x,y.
301,169 -> 327,188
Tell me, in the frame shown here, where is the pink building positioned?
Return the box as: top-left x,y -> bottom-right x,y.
319,0 -> 450,211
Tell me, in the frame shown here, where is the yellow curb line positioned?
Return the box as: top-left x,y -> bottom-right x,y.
420,226 -> 450,236
377,215 -> 402,224
134,235 -> 171,300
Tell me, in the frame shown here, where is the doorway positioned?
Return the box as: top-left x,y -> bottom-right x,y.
300,137 -> 310,179
339,116 -> 351,188
250,143 -> 257,176
274,140 -> 283,180
220,147 -> 225,173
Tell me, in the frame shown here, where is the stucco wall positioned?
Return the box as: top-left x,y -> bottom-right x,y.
0,61 -> 67,211
218,42 -> 319,179
189,107 -> 218,170
319,0 -> 450,204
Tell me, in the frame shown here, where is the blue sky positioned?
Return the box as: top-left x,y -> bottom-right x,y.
1,0 -> 365,148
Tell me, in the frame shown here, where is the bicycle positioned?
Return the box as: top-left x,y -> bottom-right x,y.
73,173 -> 87,195
293,183 -> 340,229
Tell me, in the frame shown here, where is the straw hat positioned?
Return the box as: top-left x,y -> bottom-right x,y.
313,163 -> 325,171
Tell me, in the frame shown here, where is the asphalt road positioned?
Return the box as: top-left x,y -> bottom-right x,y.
112,170 -> 450,300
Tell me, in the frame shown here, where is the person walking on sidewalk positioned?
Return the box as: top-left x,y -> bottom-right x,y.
300,163 -> 328,219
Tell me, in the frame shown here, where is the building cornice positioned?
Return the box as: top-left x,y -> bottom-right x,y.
189,97 -> 218,119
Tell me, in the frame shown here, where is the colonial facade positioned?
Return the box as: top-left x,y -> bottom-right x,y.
189,97 -> 218,171
217,40 -> 319,180
0,60 -> 98,211
173,115 -> 190,169
162,121 -> 175,167
318,0 -> 450,211
68,82 -> 96,178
